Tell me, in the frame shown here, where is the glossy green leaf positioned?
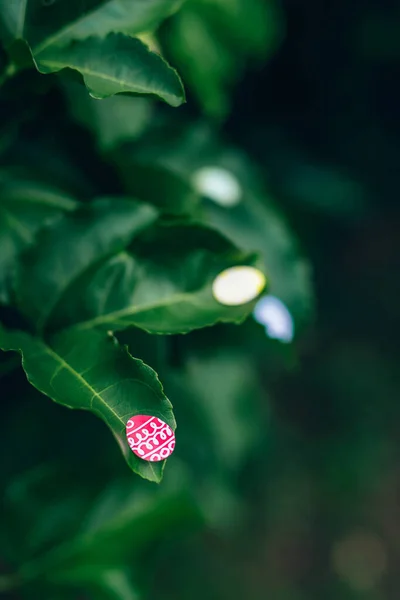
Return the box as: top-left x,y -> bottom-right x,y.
45,222 -> 262,334
0,2 -> 185,104
16,198 -> 158,332
0,177 -> 77,304
0,326 -> 175,482
35,33 -> 185,105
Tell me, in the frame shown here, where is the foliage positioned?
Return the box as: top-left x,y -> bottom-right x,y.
2,0 -> 398,599
0,0 -> 305,487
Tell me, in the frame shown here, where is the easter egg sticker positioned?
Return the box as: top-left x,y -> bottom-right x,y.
126,415 -> 175,462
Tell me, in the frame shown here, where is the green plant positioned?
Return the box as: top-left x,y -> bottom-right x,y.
0,0 -> 310,488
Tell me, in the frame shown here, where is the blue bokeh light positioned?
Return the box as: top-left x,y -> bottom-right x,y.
253,295 -> 295,343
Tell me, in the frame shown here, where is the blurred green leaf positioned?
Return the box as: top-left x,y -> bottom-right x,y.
0,175 -> 77,304
195,0 -> 283,56
160,0 -> 283,116
0,326 -> 175,482
65,84 -> 153,151
0,0 -> 182,53
185,351 -> 264,471
0,0 -> 106,50
163,4 -> 235,117
117,162 -> 201,216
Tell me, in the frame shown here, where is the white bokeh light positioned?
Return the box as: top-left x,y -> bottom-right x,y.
253,295 -> 294,343
192,166 -> 242,207
212,266 -> 266,306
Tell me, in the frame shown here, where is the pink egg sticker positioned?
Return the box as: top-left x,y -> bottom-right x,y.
126,415 -> 175,462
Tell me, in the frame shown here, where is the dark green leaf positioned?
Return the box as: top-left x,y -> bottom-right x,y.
16,198 -> 158,332
130,122 -> 314,327
0,0 -> 183,51
35,33 -> 185,105
161,0 -> 283,116
195,0 -> 283,57
64,82 -> 153,151
0,177 -> 77,304
117,162 -> 201,216
0,326 -> 175,482
0,0 -> 107,50
204,193 -> 314,328
56,0 -> 184,43
45,222 -> 262,334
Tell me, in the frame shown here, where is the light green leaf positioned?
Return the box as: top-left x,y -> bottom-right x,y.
16,198 -> 158,332
0,177 -> 77,304
0,326 -> 175,482
44,222 -> 262,334
35,33 -> 185,105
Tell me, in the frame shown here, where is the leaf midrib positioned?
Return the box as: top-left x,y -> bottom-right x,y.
42,343 -> 125,424
40,342 -> 158,481
72,291 -> 201,330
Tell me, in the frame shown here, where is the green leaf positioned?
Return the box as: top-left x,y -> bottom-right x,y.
0,326 -> 175,482
0,0 -> 107,50
35,33 -> 185,105
204,192 -> 314,328
0,176 -> 77,304
55,0 -> 185,44
0,2 -> 185,105
0,0 -> 183,51
195,0 -> 283,57
64,82 -> 153,151
44,222 -> 262,334
116,162 -> 201,216
160,0 -> 283,116
163,5 -> 235,117
130,122 -> 314,328
16,198 -> 158,332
